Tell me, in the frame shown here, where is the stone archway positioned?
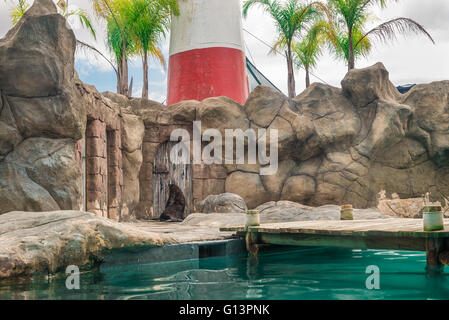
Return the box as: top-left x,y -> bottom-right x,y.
152,141 -> 193,219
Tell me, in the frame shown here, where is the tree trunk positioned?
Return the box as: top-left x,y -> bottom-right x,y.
123,47 -> 129,96
305,66 -> 310,88
142,52 -> 149,100
286,45 -> 296,99
116,59 -> 122,94
116,43 -> 129,96
348,27 -> 355,71
117,40 -> 129,96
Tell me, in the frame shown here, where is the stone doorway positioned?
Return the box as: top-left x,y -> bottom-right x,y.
152,141 -> 193,219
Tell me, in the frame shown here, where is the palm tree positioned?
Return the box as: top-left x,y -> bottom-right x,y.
327,0 -> 435,71
293,22 -> 325,88
243,0 -> 323,98
93,0 -> 139,96
125,0 -> 178,100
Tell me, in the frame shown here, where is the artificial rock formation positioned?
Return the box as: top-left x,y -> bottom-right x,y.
0,0 -> 144,221
0,210 -> 166,279
0,0 -> 84,213
0,0 -> 448,220
196,193 -> 248,214
113,62 -> 449,213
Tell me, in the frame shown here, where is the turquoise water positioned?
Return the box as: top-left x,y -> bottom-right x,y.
1,247 -> 449,300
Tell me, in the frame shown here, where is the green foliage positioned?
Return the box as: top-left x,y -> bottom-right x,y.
66,8 -> 97,40
126,0 -> 177,63
243,0 -> 320,52
293,21 -> 325,71
10,0 -> 29,24
94,0 -> 177,67
325,0 -> 433,67
329,26 -> 371,62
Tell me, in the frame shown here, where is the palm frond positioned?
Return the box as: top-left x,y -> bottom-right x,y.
330,27 -> 371,63
76,39 -> 118,75
242,0 -> 272,18
68,9 -> 97,40
148,46 -> 166,69
356,17 -> 435,48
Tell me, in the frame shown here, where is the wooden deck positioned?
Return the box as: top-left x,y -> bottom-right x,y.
220,219 -> 449,266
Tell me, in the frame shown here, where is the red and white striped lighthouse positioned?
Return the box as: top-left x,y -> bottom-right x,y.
166,0 -> 249,106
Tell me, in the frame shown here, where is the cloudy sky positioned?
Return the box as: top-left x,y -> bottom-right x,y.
1,0 -> 448,103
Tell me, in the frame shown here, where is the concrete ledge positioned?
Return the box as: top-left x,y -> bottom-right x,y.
100,239 -> 246,269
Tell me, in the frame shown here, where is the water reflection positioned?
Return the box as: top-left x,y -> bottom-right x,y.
1,248 -> 449,300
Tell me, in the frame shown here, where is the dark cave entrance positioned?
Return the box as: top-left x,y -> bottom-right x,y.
153,141 -> 193,219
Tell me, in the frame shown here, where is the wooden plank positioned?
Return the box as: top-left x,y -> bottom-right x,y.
220,219 -> 449,239
259,233 -> 427,251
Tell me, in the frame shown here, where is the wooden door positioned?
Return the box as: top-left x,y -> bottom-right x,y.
152,141 -> 193,219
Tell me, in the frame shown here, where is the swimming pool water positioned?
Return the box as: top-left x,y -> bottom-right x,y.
1,247 -> 449,300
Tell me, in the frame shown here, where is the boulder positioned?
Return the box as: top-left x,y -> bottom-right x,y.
255,201 -> 391,222
196,193 -> 247,213
198,96 -> 249,135
0,138 -> 81,214
377,192 -> 426,218
121,108 -> 145,153
225,171 -> 272,209
0,0 -> 76,98
341,62 -> 401,107
0,0 -> 85,214
183,200 -> 392,227
244,86 -> 286,128
121,150 -> 143,220
0,211 -> 167,279
1,0 -> 449,217
7,89 -> 85,140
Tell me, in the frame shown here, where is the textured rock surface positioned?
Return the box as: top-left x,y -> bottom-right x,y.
127,62 -> 449,210
196,193 -> 248,213
120,106 -> 145,219
0,0 -> 144,219
255,201 -> 391,222
0,0 -> 85,214
183,201 -> 392,227
0,211 -> 167,279
123,62 -> 449,211
0,0 -> 76,98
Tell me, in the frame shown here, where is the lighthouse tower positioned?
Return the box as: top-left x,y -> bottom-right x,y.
166,0 -> 249,106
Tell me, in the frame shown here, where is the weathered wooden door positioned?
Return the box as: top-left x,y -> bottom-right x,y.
153,141 -> 193,219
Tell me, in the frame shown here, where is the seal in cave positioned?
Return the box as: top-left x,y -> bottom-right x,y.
159,184 -> 186,222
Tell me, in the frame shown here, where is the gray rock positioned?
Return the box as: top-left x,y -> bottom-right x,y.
0,138 -> 81,213
255,201 -> 391,222
196,193 -> 248,213
0,210 -> 167,279
183,200 -> 392,227
0,0 -> 85,214
0,0 -> 76,98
